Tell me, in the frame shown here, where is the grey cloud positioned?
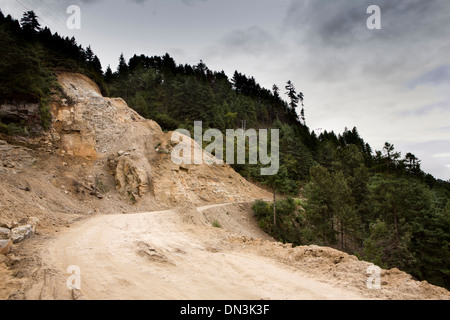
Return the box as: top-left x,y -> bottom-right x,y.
205,25 -> 280,59
399,100 -> 450,117
281,0 -> 450,84
222,26 -> 274,52
407,65 -> 450,89
439,126 -> 450,132
181,0 -> 207,7
284,0 -> 449,46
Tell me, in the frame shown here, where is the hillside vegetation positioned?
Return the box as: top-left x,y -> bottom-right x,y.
0,10 -> 449,290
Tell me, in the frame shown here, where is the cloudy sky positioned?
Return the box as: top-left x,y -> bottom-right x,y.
1,0 -> 449,180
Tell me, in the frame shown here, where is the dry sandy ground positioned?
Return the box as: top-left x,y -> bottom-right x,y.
21,203 -> 368,300
3,202 -> 450,300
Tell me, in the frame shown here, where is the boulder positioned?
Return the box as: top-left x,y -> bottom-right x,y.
19,217 -> 39,233
0,227 -> 10,240
0,239 -> 13,255
113,156 -> 151,201
10,225 -> 34,244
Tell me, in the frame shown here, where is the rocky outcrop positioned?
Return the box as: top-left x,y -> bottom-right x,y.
10,225 -> 34,244
0,100 -> 42,133
50,74 -> 153,159
110,155 -> 153,203
18,217 -> 39,233
0,217 -> 39,246
49,73 -> 271,207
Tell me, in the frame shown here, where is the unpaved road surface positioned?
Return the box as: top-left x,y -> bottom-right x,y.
39,204 -> 368,300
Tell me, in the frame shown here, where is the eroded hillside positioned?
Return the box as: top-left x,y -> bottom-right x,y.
1,73 -> 449,300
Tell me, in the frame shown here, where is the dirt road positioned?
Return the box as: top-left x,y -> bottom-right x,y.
40,204 -> 369,300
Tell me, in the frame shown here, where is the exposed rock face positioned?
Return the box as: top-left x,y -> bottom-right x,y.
0,100 -> 39,121
51,74 -> 156,159
111,155 -> 152,202
10,225 -> 34,244
19,217 -> 39,233
50,73 -> 271,207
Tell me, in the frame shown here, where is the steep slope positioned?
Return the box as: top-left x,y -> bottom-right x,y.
52,73 -> 271,207
1,73 -> 449,300
0,72 -> 271,299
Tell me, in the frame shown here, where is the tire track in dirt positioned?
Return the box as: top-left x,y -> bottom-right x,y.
38,204 -> 368,300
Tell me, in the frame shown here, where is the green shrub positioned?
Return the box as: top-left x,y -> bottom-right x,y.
252,200 -> 271,219
0,120 -> 28,135
252,198 -> 304,245
212,220 -> 222,228
252,199 -> 274,236
154,113 -> 180,132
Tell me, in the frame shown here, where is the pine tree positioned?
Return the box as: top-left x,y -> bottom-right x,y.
272,84 -> 280,98
266,165 -> 290,236
285,80 -> 299,110
90,55 -> 102,75
115,53 -> 130,99
332,171 -> 358,251
300,107 -> 306,125
407,185 -> 450,288
382,142 -> 401,171
404,152 -> 421,174
362,219 -> 391,267
117,53 -> 129,77
20,11 -> 41,33
298,92 -> 306,125
129,92 -> 148,118
304,165 -> 337,245
85,45 -> 94,62
368,175 -> 417,270
105,65 -> 114,83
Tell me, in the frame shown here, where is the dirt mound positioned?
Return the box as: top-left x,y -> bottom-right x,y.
228,237 -> 450,300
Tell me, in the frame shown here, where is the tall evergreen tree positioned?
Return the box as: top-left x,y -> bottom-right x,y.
332,171 -> 358,251
85,45 -> 94,62
304,165 -> 337,245
272,84 -> 280,98
20,10 -> 40,33
104,65 -> 114,83
285,80 -> 299,110
298,92 -> 306,125
117,53 -> 129,77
